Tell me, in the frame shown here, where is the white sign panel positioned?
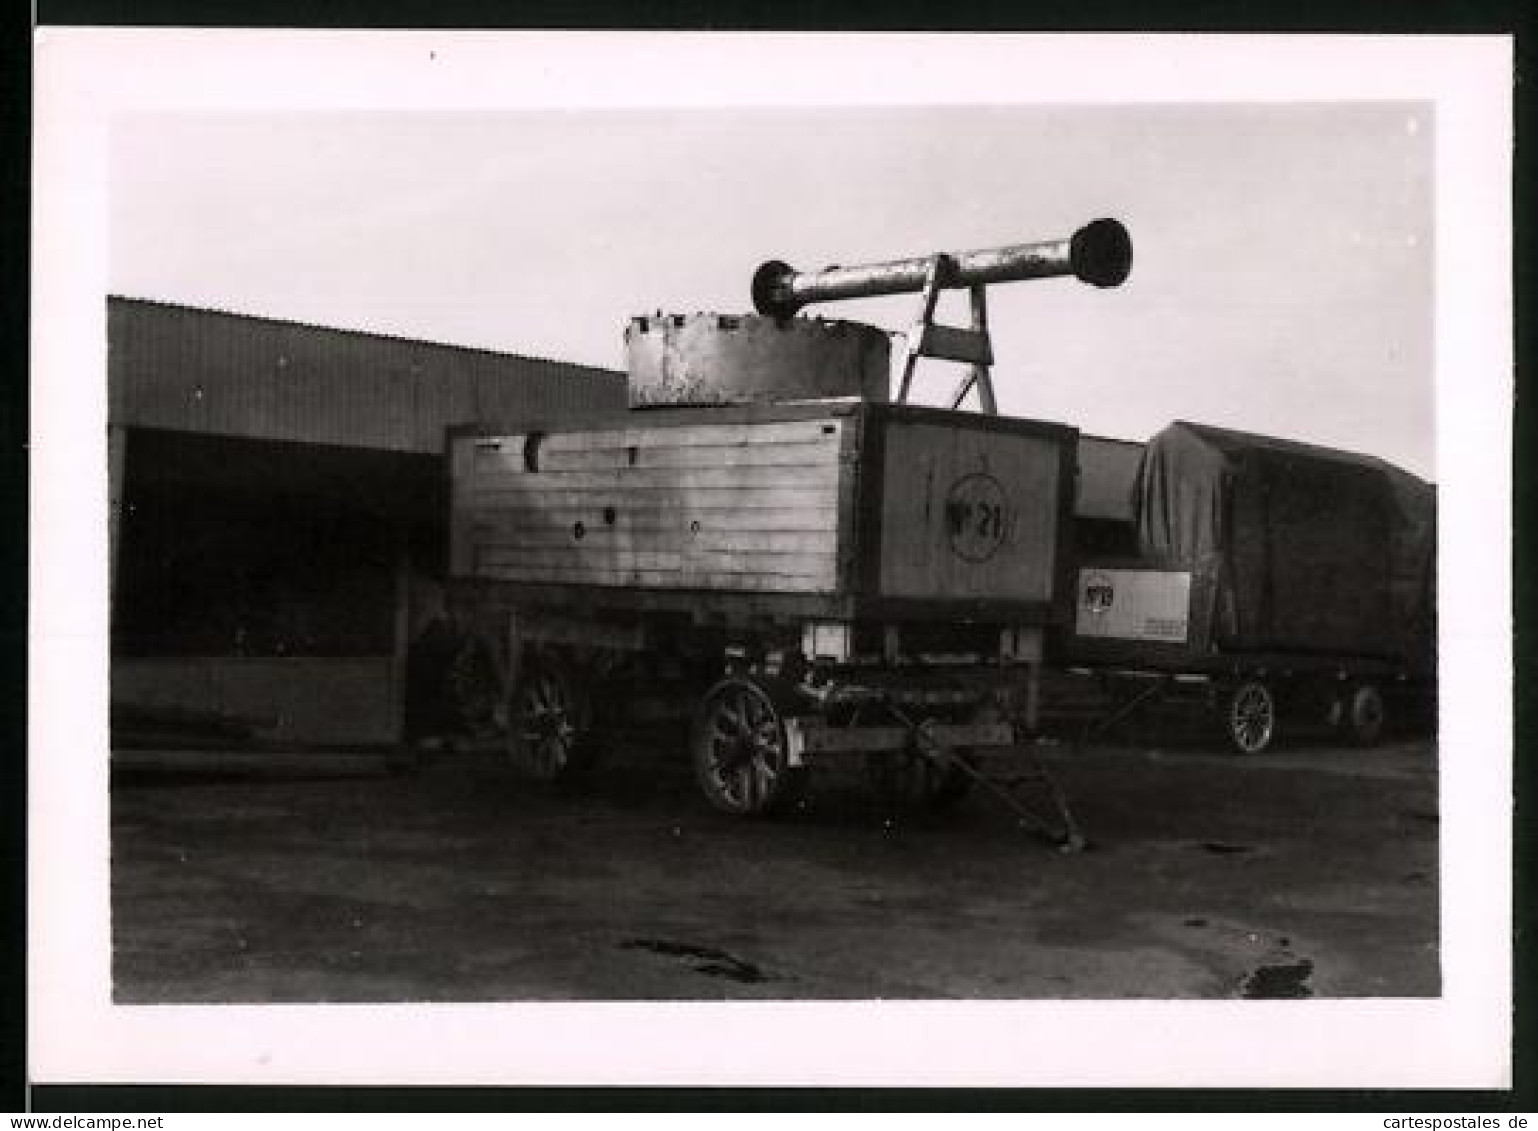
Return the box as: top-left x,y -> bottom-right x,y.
1075,567 -> 1192,643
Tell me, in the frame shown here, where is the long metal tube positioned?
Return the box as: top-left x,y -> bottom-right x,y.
752,218 -> 1132,319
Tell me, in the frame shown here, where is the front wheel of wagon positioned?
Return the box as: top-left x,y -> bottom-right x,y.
691,677 -> 805,816
508,653 -> 595,783
1221,678 -> 1277,755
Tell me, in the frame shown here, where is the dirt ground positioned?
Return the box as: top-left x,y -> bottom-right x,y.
110,729 -> 1439,1002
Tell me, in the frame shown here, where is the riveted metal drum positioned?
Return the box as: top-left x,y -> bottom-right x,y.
624,312 -> 891,407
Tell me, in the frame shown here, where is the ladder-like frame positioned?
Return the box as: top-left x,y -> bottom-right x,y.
893,254 -> 999,415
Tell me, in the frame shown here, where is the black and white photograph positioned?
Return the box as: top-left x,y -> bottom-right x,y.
29,32 -> 1512,1089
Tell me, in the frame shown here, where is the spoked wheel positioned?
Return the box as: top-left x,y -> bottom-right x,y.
1342,682 -> 1386,747
1222,678 -> 1277,755
692,677 -> 806,816
445,632 -> 503,740
508,654 -> 594,782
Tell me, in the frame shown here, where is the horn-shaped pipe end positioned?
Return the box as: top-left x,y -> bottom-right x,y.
1070,218 -> 1133,288
752,259 -> 799,318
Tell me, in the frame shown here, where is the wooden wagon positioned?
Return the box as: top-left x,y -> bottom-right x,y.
444,220 -> 1133,834
448,398 -> 1076,823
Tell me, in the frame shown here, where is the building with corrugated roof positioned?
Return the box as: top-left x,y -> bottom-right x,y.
108,297 -> 627,749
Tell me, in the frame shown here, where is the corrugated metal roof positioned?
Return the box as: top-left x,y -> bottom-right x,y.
109,296 -> 629,453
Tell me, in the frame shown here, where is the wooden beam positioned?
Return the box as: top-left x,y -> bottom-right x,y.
785,719 -> 1015,758
390,530 -> 411,746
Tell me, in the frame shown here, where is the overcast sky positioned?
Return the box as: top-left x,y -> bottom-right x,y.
110,103 -> 1434,477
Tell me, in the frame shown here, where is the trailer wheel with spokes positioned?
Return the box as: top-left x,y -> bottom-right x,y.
691,677 -> 806,816
1222,678 -> 1277,755
507,653 -> 594,782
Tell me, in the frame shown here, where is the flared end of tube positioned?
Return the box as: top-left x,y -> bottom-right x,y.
751,260 -> 799,318
1070,218 -> 1134,288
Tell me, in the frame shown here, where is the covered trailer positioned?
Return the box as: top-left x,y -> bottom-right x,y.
1064,421 -> 1435,752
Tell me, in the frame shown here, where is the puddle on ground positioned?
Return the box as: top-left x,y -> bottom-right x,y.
619,938 -> 773,984
1241,958 -> 1314,999
694,961 -> 769,983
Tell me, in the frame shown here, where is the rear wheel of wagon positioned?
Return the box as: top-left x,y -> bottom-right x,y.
692,677 -> 806,816
1222,678 -> 1277,755
508,654 -> 595,783
1342,682 -> 1386,748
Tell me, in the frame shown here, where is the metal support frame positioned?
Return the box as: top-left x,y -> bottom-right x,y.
1079,674 -> 1172,744
785,680 -> 1083,849
948,285 -> 997,414
894,257 -> 999,414
885,701 -> 1085,850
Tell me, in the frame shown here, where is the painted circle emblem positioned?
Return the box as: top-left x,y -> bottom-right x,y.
945,473 -> 1009,563
1083,572 -> 1115,614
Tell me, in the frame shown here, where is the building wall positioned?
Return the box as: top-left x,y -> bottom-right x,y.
113,657 -> 403,747
109,297 -> 628,450
112,433 -> 420,749
108,298 -> 628,750
113,430 -> 416,661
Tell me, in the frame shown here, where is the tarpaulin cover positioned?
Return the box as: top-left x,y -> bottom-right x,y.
1134,421 -> 1435,667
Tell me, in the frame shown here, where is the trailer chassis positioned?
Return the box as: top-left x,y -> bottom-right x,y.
1062,657 -> 1430,756
453,591 -> 1082,845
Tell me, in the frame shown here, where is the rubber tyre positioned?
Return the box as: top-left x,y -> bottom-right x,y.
1222,678 -> 1277,755
1344,683 -> 1386,748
